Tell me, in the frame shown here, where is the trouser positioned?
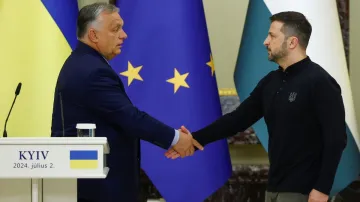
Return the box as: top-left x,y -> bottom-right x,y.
266,191 -> 309,202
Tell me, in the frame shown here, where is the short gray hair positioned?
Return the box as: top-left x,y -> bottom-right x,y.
77,2 -> 119,38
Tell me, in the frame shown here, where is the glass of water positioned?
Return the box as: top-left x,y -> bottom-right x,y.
76,123 -> 96,137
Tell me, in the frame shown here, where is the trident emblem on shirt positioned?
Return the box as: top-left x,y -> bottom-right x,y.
289,92 -> 297,102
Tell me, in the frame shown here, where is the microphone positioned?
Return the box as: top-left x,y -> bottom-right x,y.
59,92 -> 65,137
3,82 -> 22,138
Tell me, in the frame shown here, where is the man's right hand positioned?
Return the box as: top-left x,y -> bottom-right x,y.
172,131 -> 194,158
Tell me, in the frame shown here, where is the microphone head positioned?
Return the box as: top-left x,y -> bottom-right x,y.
15,82 -> 22,95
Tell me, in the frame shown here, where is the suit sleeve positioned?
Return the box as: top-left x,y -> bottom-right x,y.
83,68 -> 175,150
193,75 -> 267,146
312,74 -> 347,195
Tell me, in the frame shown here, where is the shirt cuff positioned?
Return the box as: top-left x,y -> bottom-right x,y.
170,129 -> 180,147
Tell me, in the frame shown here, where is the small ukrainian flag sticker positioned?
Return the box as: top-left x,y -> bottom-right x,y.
70,150 -> 98,169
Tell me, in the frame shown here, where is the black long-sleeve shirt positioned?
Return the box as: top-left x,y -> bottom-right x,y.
193,56 -> 347,195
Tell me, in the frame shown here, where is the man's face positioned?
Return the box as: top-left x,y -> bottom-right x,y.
92,11 -> 127,60
263,21 -> 288,62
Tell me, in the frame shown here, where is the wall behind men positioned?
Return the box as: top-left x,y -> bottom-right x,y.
202,0 -> 249,89
350,0 -> 360,142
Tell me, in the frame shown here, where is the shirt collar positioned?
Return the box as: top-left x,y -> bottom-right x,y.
278,56 -> 311,74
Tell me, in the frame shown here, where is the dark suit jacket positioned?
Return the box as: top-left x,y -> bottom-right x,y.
51,41 -> 175,202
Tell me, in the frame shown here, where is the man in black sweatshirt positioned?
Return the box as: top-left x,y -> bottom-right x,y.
166,11 -> 347,202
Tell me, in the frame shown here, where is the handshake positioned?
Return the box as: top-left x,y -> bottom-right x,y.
165,126 -> 204,159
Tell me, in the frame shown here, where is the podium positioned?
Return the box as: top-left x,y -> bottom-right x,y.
0,137 -> 110,202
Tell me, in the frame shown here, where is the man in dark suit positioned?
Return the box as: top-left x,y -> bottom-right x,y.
51,3 -> 202,202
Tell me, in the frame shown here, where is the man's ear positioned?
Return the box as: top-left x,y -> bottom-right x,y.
289,36 -> 299,49
88,29 -> 99,43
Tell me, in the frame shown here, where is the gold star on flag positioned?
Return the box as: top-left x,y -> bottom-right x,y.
166,68 -> 189,93
120,61 -> 143,86
206,54 -> 215,76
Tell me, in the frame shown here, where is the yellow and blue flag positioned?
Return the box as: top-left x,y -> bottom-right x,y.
235,0 -> 360,196
41,0 -> 79,50
70,150 -> 98,169
0,0 -> 78,137
111,0 -> 232,201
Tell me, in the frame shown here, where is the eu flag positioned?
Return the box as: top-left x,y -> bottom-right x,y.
110,0 -> 232,201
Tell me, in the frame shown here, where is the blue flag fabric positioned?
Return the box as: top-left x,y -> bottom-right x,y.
111,0 -> 232,201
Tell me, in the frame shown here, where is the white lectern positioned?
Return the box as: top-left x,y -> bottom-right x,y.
0,137 -> 109,202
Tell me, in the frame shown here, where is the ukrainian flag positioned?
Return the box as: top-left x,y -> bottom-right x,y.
70,150 -> 98,169
0,0 -> 78,137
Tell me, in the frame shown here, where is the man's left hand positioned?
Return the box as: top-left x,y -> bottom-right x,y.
308,189 -> 328,202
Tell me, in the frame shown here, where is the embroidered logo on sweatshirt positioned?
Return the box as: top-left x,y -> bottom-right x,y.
289,92 -> 297,102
